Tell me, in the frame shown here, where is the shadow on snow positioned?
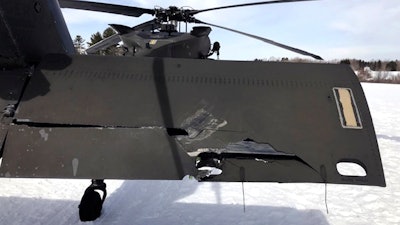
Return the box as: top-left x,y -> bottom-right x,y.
0,180 -> 329,225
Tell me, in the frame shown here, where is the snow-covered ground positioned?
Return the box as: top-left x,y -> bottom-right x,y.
1,83 -> 399,225
357,67 -> 400,82
368,70 -> 400,81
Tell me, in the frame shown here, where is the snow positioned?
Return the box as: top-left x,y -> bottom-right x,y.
363,67 -> 400,81
1,83 -> 399,225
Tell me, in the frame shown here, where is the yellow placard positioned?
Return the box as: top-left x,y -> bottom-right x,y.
333,87 -> 362,129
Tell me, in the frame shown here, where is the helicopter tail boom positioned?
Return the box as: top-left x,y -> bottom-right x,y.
0,0 -> 74,68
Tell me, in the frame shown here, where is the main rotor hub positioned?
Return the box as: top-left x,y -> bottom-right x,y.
154,6 -> 194,23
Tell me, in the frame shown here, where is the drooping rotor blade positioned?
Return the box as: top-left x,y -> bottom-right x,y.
132,19 -> 160,32
58,0 -> 154,17
190,0 -> 317,15
109,24 -> 135,35
110,20 -> 159,35
86,34 -> 121,54
194,19 -> 323,60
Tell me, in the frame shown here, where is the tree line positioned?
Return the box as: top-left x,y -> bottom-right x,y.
339,59 -> 399,72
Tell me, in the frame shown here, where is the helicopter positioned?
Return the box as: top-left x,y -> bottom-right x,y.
60,0 -> 324,59
0,0 -> 385,222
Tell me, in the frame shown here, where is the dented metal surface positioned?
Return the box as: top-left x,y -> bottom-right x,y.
178,108 -> 227,144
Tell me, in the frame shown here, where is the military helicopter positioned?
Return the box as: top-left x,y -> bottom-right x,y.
60,0 -> 323,59
0,0 -> 385,222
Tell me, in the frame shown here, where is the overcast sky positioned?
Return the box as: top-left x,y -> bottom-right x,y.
61,0 -> 400,61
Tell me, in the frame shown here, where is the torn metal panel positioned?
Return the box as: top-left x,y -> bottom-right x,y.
187,140 -> 294,157
0,126 -> 195,179
189,136 -> 383,186
200,157 -> 324,183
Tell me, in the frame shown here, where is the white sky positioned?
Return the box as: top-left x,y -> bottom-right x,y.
61,0 -> 400,61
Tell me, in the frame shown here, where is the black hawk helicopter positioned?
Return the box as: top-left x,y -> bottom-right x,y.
0,0 -> 385,222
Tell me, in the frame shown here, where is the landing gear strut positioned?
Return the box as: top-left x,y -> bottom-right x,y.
79,179 -> 107,222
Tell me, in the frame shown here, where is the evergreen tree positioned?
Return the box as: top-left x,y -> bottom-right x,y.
73,35 -> 85,54
340,59 -> 351,65
371,61 -> 377,70
377,60 -> 382,70
103,27 -> 116,38
87,32 -> 103,47
386,61 -> 397,71
358,60 -> 366,69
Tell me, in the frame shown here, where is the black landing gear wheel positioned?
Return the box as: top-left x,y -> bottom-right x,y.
79,179 -> 107,222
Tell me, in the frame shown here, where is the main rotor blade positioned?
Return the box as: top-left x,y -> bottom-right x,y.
190,0 -> 317,15
194,19 -> 323,60
132,19 -> 160,32
58,0 -> 154,17
86,34 -> 121,54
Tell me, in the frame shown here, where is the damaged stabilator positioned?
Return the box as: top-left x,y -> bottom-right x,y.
194,138 -> 296,181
